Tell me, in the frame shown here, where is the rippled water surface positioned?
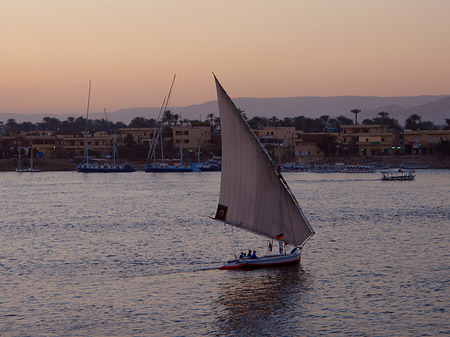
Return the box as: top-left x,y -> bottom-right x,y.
0,170 -> 449,336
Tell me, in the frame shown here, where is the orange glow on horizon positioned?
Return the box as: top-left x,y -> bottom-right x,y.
1,0 -> 450,115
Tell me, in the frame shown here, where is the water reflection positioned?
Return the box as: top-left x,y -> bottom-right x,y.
215,265 -> 309,336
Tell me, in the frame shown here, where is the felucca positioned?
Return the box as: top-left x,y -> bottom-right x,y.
212,75 -> 314,270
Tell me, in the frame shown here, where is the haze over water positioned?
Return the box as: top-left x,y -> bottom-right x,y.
0,171 -> 449,336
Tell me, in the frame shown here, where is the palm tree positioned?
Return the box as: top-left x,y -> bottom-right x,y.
444,118 -> 450,130
351,109 -> 361,125
405,114 -> 422,130
378,111 -> 389,118
163,110 -> 174,126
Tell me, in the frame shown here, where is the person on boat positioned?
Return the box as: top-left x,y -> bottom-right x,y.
250,250 -> 257,259
248,250 -> 252,258
239,252 -> 244,259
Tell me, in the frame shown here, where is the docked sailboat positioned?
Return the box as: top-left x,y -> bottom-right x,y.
212,76 -> 314,270
15,143 -> 41,172
77,80 -> 135,173
145,75 -> 197,173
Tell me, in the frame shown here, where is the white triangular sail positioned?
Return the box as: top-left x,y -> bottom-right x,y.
214,76 -> 314,246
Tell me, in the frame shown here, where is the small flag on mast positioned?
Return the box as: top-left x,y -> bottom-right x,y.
276,233 -> 284,240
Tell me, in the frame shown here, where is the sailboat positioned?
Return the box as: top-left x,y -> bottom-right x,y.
212,76 -> 314,270
145,75 -> 197,173
15,142 -> 40,172
77,80 -> 135,173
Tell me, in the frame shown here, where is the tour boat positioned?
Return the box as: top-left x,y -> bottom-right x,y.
381,169 -> 415,181
212,75 -> 315,270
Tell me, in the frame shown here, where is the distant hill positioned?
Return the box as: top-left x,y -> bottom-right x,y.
2,95 -> 449,125
111,95 -> 450,124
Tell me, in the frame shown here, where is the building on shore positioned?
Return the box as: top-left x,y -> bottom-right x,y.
1,124 -> 449,162
339,125 -> 396,156
171,122 -> 211,153
403,129 -> 450,155
118,127 -> 158,146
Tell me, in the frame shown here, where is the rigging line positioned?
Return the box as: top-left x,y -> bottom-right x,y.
225,225 -> 237,259
147,96 -> 166,163
151,74 -> 176,163
84,79 -> 92,165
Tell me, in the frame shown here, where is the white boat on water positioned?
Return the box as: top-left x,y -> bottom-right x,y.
212,76 -> 315,270
381,169 -> 415,181
15,143 -> 40,172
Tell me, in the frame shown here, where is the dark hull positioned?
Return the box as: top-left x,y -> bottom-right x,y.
220,251 -> 302,270
144,166 -> 193,172
198,166 -> 221,172
77,165 -> 135,173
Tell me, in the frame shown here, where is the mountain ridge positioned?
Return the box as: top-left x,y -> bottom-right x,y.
1,95 -> 449,125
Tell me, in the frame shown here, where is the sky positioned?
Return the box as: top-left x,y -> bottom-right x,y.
1,0 -> 450,116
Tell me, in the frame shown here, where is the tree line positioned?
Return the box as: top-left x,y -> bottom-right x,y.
1,110 -> 449,134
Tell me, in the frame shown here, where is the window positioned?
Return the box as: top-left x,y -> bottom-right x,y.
184,139 -> 189,143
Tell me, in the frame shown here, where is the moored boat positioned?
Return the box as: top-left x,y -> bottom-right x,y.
77,81 -> 134,173
77,162 -> 135,173
15,143 -> 41,172
145,162 -> 194,172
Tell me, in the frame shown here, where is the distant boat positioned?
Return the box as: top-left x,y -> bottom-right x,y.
194,156 -> 222,172
281,163 -> 310,172
77,80 -> 135,173
15,143 -> 40,173
401,165 -> 429,170
145,75 -> 197,173
381,169 -> 415,181
212,75 -> 314,270
343,165 -> 376,173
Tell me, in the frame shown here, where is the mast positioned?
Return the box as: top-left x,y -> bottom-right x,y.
197,126 -> 202,164
30,141 -> 33,169
84,79 -> 92,165
17,145 -> 22,170
104,108 -> 117,167
148,74 -> 176,165
179,113 -> 183,164
147,96 -> 166,164
160,127 -> 164,163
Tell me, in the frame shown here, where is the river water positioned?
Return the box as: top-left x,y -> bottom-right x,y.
0,170 -> 449,336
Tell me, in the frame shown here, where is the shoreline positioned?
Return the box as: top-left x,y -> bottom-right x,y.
1,155 -> 450,171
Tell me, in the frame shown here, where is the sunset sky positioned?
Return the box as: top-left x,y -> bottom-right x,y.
1,0 -> 450,116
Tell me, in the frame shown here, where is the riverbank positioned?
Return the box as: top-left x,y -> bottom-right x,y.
1,155 -> 449,171
294,154 -> 450,169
